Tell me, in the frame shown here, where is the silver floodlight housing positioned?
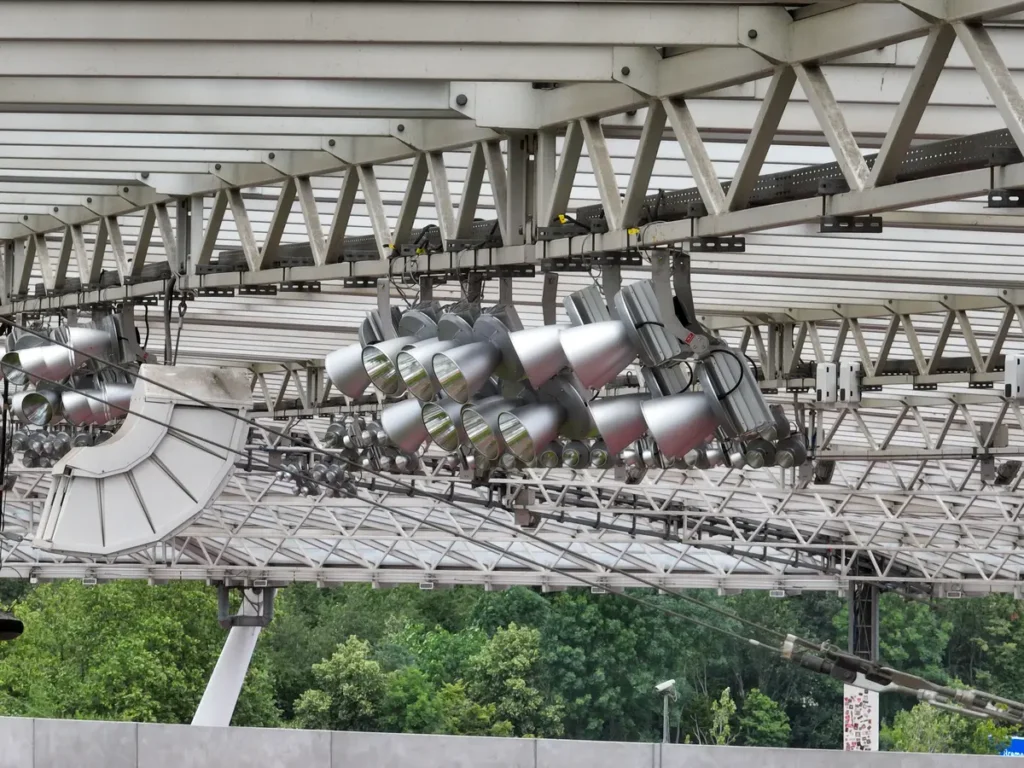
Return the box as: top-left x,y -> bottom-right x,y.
397,304 -> 478,401
1,324 -> 114,386
324,306 -> 403,398
379,398 -> 431,453
362,306 -> 440,396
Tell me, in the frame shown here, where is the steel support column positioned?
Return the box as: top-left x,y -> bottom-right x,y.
191,586 -> 276,728
848,583 -> 880,661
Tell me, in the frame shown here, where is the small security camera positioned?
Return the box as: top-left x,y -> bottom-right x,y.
655,679 -> 676,694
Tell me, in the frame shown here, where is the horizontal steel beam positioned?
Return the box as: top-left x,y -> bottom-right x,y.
0,78 -> 456,117
0,1 -> 769,47
0,42 -> 649,82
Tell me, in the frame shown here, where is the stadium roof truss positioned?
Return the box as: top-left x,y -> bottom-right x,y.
7,0 -> 1024,595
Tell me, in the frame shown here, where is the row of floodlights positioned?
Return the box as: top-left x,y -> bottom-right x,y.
323,301 -> 776,468
0,323 -> 132,427
327,321 -> 721,466
9,427 -> 113,468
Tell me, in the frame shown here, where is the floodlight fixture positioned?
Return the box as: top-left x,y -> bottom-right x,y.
1,327 -> 112,386
397,338 -> 459,401
21,390 -> 62,426
744,438 -> 777,469
775,433 -> 808,469
499,402 -> 566,465
698,347 -> 775,440
559,320 -> 637,390
589,440 -> 611,469
380,398 -> 431,453
324,343 -> 372,398
473,316 -> 569,388
562,440 -> 590,469
640,392 -> 719,459
397,313 -> 476,401
588,393 -> 650,455
62,383 -> 133,426
537,441 -> 563,469
362,335 -> 419,395
461,396 -> 514,460
421,398 -> 469,454
434,341 -> 502,403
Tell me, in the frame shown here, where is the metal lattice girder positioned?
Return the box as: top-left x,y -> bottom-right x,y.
6,3 -> 1024,594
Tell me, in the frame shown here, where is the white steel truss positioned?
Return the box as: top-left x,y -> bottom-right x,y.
5,2 -> 1024,594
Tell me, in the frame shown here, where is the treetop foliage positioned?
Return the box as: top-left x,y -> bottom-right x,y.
0,580 -> 1020,754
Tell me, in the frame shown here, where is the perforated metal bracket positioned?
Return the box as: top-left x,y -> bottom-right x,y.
988,189 -> 1024,208
195,287 -> 236,298
280,281 -> 322,293
686,236 -> 745,253
237,284 -> 277,296
216,584 -> 276,629
343,276 -> 379,289
540,251 -> 642,273
819,215 -> 883,234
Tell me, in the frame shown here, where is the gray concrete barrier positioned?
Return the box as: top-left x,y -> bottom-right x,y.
0,718 -> 1008,768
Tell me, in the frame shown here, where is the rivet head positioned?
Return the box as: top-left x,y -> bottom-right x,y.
53,207 -> 58,213
22,215 -> 27,221
123,186 -> 129,193
87,197 -> 92,203
141,172 -> 150,179
328,139 -> 336,147
397,124 -> 405,132
268,152 -> 276,160
620,66 -> 631,76
747,29 -> 758,39
455,93 -> 468,107
215,163 -> 222,170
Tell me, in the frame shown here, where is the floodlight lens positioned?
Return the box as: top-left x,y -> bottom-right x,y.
432,355 -> 467,402
22,394 -> 54,426
397,352 -> 434,401
499,412 -> 536,463
433,342 -> 500,404
421,401 -> 463,453
0,353 -> 27,386
362,347 -> 403,394
462,408 -> 501,461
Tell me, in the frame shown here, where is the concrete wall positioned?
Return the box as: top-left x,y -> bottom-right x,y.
0,717 -> 1008,768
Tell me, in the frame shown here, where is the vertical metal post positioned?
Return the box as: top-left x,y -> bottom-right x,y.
506,133 -> 529,246
192,587 -> 276,728
844,584 -> 880,751
848,583 -> 880,661
662,694 -> 670,744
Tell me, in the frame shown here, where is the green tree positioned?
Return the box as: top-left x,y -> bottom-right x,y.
737,689 -> 790,747
293,636 -> 386,731
467,623 -> 564,737
882,702 -> 1011,755
0,581 -> 278,726
265,584 -> 482,719
709,687 -> 736,745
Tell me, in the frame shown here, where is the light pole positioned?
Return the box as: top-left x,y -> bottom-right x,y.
656,679 -> 678,744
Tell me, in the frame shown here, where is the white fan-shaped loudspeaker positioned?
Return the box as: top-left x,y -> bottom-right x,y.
34,365 -> 252,557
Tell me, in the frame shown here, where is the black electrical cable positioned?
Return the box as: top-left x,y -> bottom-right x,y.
0,358 -> 777,652
0,378 -> 8,537
162,275 -> 176,365
0,320 -> 803,649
